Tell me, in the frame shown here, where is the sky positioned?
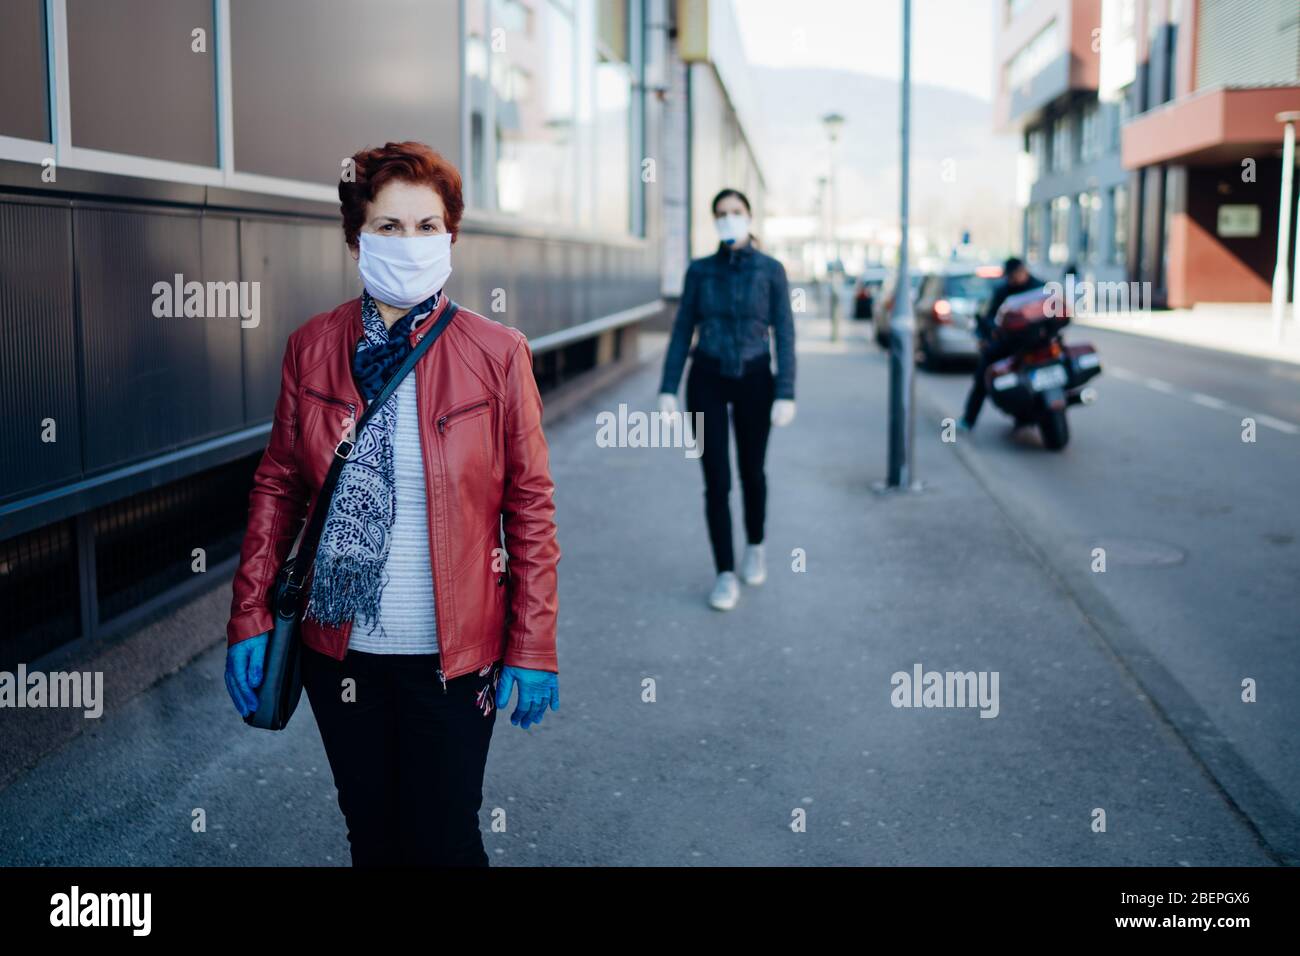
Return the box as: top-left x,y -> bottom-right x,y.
734,0 -> 1000,103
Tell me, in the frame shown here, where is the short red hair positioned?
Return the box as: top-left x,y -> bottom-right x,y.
339,141 -> 464,247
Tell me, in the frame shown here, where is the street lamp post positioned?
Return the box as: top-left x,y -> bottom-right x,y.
816,174 -> 829,315
823,112 -> 846,343
885,0 -> 916,489
1273,111 -> 1300,343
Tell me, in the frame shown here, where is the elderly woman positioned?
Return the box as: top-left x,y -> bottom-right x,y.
223,141 -> 560,867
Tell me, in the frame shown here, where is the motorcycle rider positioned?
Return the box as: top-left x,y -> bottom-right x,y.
958,256 -> 1042,431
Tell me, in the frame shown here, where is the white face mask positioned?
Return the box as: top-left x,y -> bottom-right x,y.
357,231 -> 453,309
714,213 -> 750,245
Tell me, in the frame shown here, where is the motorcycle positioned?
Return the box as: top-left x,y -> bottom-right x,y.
983,285 -> 1101,450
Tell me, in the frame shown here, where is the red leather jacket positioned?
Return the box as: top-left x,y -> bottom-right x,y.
226,295 -> 560,678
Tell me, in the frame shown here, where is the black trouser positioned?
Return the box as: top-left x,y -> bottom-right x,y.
302,646 -> 498,867
962,339 -> 1012,426
685,355 -> 774,574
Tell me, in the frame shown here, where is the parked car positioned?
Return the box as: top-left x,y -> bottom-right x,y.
873,272 -> 924,347
876,264 -> 1004,368
850,267 -> 889,321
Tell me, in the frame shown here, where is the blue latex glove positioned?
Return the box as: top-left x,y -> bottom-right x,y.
495,666 -> 559,729
225,632 -> 268,718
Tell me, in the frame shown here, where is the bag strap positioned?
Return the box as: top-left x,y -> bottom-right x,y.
285,298 -> 459,591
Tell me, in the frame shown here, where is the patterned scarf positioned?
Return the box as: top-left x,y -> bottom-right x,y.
304,290 -> 438,629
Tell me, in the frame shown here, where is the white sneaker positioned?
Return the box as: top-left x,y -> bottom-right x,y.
708,572 -> 741,611
740,544 -> 767,586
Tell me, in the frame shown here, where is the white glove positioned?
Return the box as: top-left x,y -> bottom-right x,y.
657,393 -> 679,416
771,399 -> 796,427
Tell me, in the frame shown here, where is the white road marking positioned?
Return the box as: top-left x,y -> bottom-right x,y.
1255,415 -> 1300,435
1108,365 -> 1300,435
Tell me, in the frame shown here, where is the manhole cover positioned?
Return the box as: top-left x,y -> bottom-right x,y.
1092,537 -> 1187,567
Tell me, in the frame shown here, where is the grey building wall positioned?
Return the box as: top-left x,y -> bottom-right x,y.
0,0 -> 665,539
1022,97 -> 1130,290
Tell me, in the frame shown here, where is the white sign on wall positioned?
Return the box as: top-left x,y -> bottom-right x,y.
1217,204 -> 1261,238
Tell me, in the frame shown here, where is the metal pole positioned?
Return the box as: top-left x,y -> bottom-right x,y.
817,175 -> 829,316
1272,114 -> 1296,344
887,0 -> 915,488
830,133 -> 841,343
1289,119 -> 1300,330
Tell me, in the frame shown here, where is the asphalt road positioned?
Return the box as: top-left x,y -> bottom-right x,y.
0,318 -> 1291,866
914,323 -> 1300,863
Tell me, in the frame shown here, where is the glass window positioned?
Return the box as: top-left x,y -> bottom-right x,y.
1146,0 -> 1166,43
230,0 -> 455,185
1007,19 -> 1060,90
470,0 -> 637,235
1026,127 -> 1046,182
1005,0 -> 1035,23
466,0 -> 491,209
1050,114 -> 1071,173
68,0 -> 217,167
943,274 -> 1001,308
493,0 -> 578,223
1078,191 -> 1102,263
1026,204 -> 1043,260
1078,102 -> 1102,164
591,1 -> 632,234
1111,185 -> 1129,267
1049,196 -> 1071,263
0,0 -> 50,142
1106,99 -> 1123,151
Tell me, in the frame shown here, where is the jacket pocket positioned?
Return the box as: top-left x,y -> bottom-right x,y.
296,387 -> 356,488
435,395 -> 496,489
436,398 -> 490,435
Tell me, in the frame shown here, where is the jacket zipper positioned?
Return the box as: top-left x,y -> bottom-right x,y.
415,364 -> 451,694
437,400 -> 490,433
305,387 -> 356,414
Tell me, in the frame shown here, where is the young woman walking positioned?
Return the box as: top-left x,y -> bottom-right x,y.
658,188 -> 796,610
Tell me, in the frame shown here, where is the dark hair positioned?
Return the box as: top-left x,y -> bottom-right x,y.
1003,256 -> 1025,275
711,187 -> 752,217
339,141 -> 464,248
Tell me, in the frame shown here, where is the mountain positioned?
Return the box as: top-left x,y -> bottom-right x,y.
748,66 -> 1020,254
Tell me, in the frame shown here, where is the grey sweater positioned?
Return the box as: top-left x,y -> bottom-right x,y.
347,371 -> 439,654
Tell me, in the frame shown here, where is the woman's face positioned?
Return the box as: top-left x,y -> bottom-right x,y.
349,179 -> 447,260
713,194 -> 749,220
713,194 -> 750,247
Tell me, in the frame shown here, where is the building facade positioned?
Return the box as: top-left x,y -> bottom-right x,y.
0,0 -> 677,668
1120,0 -> 1300,307
995,0 -> 1300,309
658,0 -> 768,299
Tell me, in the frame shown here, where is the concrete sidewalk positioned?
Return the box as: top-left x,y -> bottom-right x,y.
0,316 -> 1275,865
1076,303 -> 1300,365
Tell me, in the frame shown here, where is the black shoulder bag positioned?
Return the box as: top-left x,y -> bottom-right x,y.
246,300 -> 460,730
